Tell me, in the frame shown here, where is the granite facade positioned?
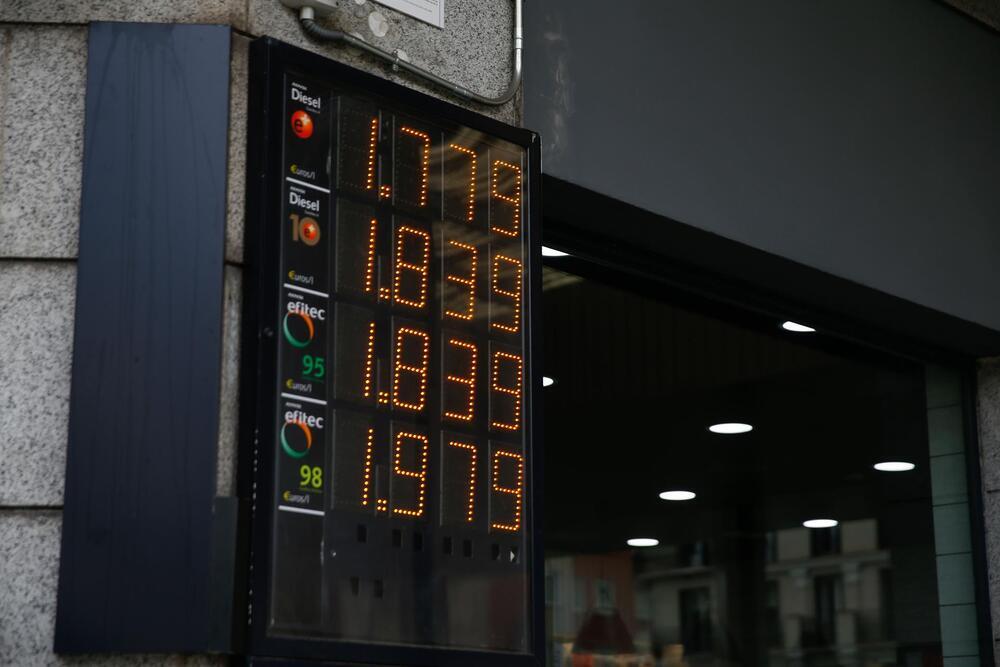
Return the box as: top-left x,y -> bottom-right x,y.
216,264 -> 242,498
980,358 -> 1000,653
943,0 -> 1000,31
0,25 -> 87,259
0,0 -> 247,28
0,261 -> 75,507
246,0 -> 519,125
0,509 -> 225,666
225,35 -> 249,265
0,1 -> 520,662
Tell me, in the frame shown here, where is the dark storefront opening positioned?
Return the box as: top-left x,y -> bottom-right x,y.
541,260 -> 983,666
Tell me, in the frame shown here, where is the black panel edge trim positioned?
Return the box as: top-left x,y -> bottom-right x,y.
542,174 -> 1000,362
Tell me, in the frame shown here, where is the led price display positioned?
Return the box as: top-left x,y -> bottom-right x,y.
261,69 -> 536,658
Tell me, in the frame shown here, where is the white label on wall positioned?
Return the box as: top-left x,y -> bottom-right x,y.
374,0 -> 444,28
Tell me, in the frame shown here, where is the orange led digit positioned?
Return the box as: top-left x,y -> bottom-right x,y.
444,240 -> 478,320
362,321 -> 377,400
393,225 -> 431,309
363,217 -> 380,297
400,126 -> 431,207
491,350 -> 523,431
365,117 -> 379,193
393,431 -> 429,517
491,159 -> 522,237
491,254 -> 522,334
449,144 -> 477,222
444,338 -> 478,422
392,326 -> 430,411
491,449 -> 524,532
448,441 -> 477,523
360,427 -> 381,510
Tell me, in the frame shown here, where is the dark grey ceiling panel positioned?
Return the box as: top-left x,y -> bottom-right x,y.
525,0 -> 1000,331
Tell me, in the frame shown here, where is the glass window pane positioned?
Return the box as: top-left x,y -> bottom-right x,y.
542,265 -> 982,666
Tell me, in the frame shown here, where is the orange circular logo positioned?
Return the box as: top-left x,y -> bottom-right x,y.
291,110 -> 314,139
301,219 -> 319,244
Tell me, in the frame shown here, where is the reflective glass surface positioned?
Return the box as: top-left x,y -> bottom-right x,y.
542,266 -> 982,666
269,73 -> 533,652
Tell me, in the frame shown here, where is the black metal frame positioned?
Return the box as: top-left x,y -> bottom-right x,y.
240,38 -> 544,666
541,175 -> 997,664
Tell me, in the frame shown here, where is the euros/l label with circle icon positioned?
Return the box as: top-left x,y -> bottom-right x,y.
278,286 -> 329,517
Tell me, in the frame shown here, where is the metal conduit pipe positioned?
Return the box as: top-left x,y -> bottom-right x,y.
297,0 -> 523,106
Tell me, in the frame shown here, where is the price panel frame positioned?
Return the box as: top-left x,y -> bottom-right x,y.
240,38 -> 543,666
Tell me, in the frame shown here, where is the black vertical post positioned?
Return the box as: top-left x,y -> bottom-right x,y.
55,22 -> 232,653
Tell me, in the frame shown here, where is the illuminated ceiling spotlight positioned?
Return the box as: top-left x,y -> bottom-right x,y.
659,490 -> 696,501
782,320 -> 816,333
626,537 -> 659,548
708,422 -> 753,435
541,246 -> 569,257
803,519 -> 838,529
542,376 -> 556,387
874,461 -> 916,472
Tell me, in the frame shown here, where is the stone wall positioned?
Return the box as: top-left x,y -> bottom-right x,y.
943,0 -> 1000,32
978,358 -> 1000,658
0,1 -> 519,664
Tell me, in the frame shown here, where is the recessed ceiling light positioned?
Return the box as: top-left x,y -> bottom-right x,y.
541,246 -> 569,257
659,490 -> 696,501
708,422 -> 753,434
803,519 -> 838,529
782,321 -> 816,333
542,376 -> 555,387
627,538 -> 659,548
874,461 -> 916,472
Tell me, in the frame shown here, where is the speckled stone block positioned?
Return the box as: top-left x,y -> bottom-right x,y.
247,0 -> 520,125
0,511 -> 229,665
978,357 -> 1000,493
58,654 -> 226,666
942,0 -> 1000,31
225,35 -> 250,265
0,0 -> 247,29
0,261 -> 75,507
57,654 -> 226,666
0,26 -> 87,259
0,509 -> 226,665
984,490 -> 1000,645
0,510 -> 62,665
216,265 -> 242,497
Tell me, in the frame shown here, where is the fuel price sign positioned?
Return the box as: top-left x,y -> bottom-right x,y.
243,39 -> 541,666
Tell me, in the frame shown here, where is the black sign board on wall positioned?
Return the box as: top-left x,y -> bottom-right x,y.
241,38 -> 543,666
